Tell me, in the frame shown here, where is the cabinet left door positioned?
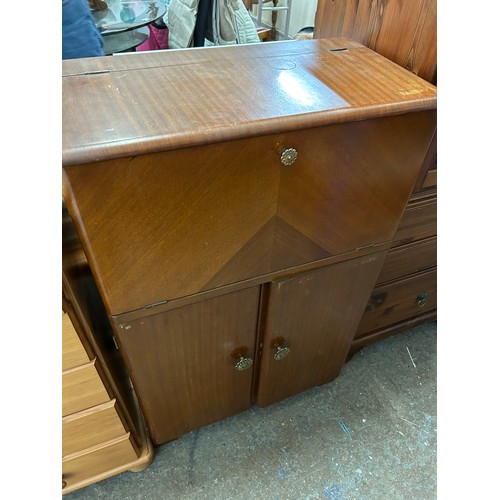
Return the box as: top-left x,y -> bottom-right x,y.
114,286 -> 261,444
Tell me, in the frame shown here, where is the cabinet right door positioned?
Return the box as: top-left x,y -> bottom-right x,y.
257,251 -> 387,406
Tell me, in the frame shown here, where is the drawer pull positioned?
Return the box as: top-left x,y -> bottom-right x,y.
235,356 -> 253,371
231,346 -> 253,371
280,148 -> 298,166
416,291 -> 428,307
274,346 -> 291,361
270,336 -> 291,361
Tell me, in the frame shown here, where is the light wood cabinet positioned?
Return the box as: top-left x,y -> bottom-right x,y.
62,39 -> 436,446
62,359 -> 111,417
62,209 -> 154,494
62,399 -> 128,456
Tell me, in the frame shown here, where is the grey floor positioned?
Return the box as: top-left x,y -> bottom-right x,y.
65,322 -> 437,500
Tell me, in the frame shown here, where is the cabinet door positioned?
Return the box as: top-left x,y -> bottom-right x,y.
63,111 -> 435,316
114,286 -> 261,445
257,251 -> 387,407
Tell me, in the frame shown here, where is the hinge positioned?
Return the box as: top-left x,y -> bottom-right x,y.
82,70 -> 110,75
63,70 -> 111,78
356,243 -> 375,251
144,300 -> 168,310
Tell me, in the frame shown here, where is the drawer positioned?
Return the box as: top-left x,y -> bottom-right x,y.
356,269 -> 437,338
422,169 -> 437,189
62,312 -> 91,371
62,359 -> 110,417
391,195 -> 436,247
376,237 -> 436,284
63,111 -> 436,315
413,128 -> 436,193
62,433 -> 138,492
62,399 -> 128,457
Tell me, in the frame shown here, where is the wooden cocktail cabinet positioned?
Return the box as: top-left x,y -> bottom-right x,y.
62,38 -> 437,445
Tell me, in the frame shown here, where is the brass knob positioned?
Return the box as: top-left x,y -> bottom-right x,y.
274,346 -> 291,361
416,291 -> 428,307
231,346 -> 253,371
235,356 -> 253,371
280,148 -> 298,166
270,336 -> 290,361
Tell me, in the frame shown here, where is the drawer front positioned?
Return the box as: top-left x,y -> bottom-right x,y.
62,312 -> 91,371
391,196 -> 436,247
356,269 -> 437,338
63,110 -> 436,315
376,237 -> 436,284
62,360 -> 110,417
422,169 -> 437,189
62,433 -> 138,491
62,399 -> 128,457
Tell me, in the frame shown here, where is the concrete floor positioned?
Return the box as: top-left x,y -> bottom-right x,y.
65,322 -> 437,500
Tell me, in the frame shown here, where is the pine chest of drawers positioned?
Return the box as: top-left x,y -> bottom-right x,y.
62,207 -> 153,494
62,38 -> 437,444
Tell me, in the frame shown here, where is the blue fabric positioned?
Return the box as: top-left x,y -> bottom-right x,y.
62,0 -> 104,59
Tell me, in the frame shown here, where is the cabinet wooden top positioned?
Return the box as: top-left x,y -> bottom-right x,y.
62,38 -> 436,166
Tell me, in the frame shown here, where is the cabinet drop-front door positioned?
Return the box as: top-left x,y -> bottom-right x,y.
114,286 -> 261,445
257,251 -> 387,407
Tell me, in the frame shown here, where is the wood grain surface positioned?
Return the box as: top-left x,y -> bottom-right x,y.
62,433 -> 138,490
63,110 -> 435,316
62,311 -> 92,371
257,251 -> 387,407
314,0 -> 437,83
62,360 -> 111,416
62,38 -> 436,166
356,268 -> 437,337
114,287 -> 261,444
62,399 -> 127,457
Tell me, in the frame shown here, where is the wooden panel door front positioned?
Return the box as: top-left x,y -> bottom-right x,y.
114,286 -> 261,444
257,251 -> 387,407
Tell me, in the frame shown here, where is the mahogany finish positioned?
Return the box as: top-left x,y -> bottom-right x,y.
115,287 -> 261,444
62,39 -> 437,445
375,237 -> 436,285
257,252 -> 387,407
356,268 -> 437,337
63,112 -> 434,316
62,38 -> 436,166
352,189 -> 437,350
313,2 -> 438,349
314,0 -> 437,83
390,191 -> 437,247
